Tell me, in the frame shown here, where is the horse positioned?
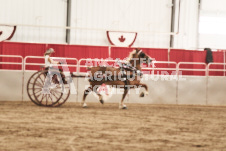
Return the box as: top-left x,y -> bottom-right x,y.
82,48 -> 153,109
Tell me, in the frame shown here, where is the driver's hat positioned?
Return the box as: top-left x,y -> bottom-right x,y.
45,48 -> 55,55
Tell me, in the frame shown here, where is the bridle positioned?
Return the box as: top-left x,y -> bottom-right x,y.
137,49 -> 146,58
137,50 -> 143,55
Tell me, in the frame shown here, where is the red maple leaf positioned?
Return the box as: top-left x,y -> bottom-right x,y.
119,35 -> 126,42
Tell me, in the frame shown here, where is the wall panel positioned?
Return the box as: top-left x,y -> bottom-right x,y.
199,0 -> 226,49
70,0 -> 172,47
173,0 -> 199,49
0,0 -> 67,43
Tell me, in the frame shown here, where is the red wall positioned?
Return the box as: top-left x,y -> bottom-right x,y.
170,49 -> 207,75
0,42 -> 109,59
0,42 -> 225,76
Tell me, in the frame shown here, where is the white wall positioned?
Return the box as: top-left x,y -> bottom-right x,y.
70,0 -> 172,47
2,0 -> 218,50
0,0 -> 173,47
201,0 -> 226,11
199,0 -> 226,49
0,71 -> 23,101
173,0 -> 199,49
0,0 -> 67,43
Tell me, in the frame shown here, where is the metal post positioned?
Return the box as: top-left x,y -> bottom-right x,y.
224,51 -> 226,76
22,58 -> 24,102
170,0 -> 181,47
168,48 -> 171,67
176,63 -> 179,104
170,0 -> 176,47
108,46 -> 111,58
206,64 -> 209,105
66,0 -> 72,44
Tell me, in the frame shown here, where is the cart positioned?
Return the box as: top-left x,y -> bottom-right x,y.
26,67 -> 73,107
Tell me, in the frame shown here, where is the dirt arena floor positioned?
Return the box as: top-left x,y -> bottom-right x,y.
0,101 -> 226,151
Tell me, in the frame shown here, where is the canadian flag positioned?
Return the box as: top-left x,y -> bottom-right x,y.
0,25 -> 16,41
107,31 -> 137,47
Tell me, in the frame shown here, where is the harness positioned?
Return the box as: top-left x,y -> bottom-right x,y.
117,60 -> 143,85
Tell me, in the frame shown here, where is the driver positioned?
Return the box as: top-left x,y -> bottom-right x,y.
44,48 -> 67,84
44,48 -> 60,69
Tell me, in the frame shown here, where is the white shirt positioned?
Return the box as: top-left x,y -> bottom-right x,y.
45,55 -> 53,67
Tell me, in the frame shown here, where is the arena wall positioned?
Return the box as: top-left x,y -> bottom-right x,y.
0,70 -> 23,101
1,70 -> 226,106
0,42 -> 226,105
207,76 -> 226,105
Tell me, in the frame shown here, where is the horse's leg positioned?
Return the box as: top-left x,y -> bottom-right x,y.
119,87 -> 129,109
137,83 -> 149,97
93,86 -> 104,104
82,86 -> 92,108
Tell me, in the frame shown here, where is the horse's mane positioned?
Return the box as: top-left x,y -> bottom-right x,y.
127,49 -> 137,61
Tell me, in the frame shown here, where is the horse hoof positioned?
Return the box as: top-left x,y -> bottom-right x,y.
82,103 -> 88,108
100,100 -> 104,104
140,92 -> 145,97
122,106 -> 128,109
119,105 -> 128,109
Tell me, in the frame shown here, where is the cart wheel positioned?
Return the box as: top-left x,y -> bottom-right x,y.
51,73 -> 71,107
33,71 -> 63,107
27,71 -> 42,106
52,82 -> 70,107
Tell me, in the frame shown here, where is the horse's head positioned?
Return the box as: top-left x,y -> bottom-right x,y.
128,48 -> 153,67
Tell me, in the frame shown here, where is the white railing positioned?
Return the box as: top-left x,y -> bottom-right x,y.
177,62 -> 207,76
0,55 -> 224,78
207,63 -> 226,76
4,23 -> 178,35
78,58 -> 127,73
142,61 -> 177,74
24,56 -> 78,71
206,63 -> 226,105
0,55 -> 23,70
23,56 -> 45,70
0,55 -> 24,102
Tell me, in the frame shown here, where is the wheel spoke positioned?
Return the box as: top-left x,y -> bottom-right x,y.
49,94 -> 54,102
40,74 -> 46,84
45,94 -> 48,105
34,88 -> 42,93
53,91 -> 61,97
40,94 -> 45,103
52,91 -> 60,100
47,94 -> 51,103
34,88 -> 42,91
52,89 -> 62,96
35,81 -> 43,88
38,78 -> 45,86
30,88 -> 42,90
35,91 -> 43,99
